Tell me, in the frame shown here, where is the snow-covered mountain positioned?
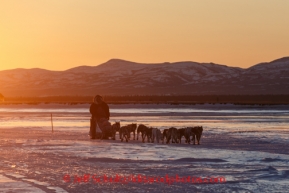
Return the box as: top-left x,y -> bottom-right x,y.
1,57 -> 289,96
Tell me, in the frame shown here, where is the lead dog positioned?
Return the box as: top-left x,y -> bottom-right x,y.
190,126 -> 203,145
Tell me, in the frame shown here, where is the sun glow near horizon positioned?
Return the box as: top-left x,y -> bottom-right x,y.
0,0 -> 289,71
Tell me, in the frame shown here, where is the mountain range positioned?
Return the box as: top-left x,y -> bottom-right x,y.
1,57 -> 289,96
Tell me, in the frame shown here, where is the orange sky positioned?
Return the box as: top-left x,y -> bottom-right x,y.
0,0 -> 288,71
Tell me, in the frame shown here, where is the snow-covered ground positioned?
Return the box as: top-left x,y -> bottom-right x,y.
0,104 -> 289,192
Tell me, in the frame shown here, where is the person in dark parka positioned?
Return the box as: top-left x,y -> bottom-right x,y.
89,95 -> 111,139
90,95 -> 110,120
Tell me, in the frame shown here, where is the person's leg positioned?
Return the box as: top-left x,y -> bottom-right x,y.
90,118 -> 96,139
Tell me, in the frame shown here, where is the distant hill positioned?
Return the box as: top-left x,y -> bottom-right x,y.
0,57 -> 288,96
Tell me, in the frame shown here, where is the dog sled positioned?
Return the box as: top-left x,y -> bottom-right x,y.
89,118 -> 115,140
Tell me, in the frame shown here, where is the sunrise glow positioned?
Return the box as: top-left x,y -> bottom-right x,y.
1,0 -> 289,71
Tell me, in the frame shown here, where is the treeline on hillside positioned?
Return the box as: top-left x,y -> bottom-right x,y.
3,95 -> 289,105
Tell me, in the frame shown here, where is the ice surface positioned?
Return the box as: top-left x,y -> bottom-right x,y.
0,104 -> 289,192
0,175 -> 46,193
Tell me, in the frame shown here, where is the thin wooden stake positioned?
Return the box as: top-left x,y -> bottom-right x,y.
51,113 -> 54,133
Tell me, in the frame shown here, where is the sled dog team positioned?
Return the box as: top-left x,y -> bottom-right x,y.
111,122 -> 203,145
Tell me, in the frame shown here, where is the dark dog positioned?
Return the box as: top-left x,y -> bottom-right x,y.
152,128 -> 162,143
145,127 -> 153,143
137,124 -> 149,142
111,122 -> 120,140
184,127 -> 192,144
178,128 -> 186,144
190,126 -> 203,145
119,125 -> 130,142
162,129 -> 168,144
127,123 -> 137,140
166,127 -> 179,144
